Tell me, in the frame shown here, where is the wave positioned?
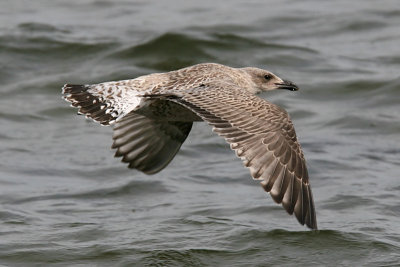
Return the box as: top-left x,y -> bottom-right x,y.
105,31 -> 319,71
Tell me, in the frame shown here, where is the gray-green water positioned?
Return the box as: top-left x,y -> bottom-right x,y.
1,0 -> 400,266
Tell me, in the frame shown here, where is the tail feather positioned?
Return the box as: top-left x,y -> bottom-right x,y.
63,84 -> 116,125
62,83 -> 142,125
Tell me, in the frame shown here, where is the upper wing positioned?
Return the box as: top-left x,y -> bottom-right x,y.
164,83 -> 317,229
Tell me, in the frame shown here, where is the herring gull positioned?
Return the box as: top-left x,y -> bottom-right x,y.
62,63 -> 317,230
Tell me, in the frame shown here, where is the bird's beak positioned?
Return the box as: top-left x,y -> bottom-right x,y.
275,80 -> 299,91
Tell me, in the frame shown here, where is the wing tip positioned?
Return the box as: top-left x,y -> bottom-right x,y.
261,178 -> 318,231
294,181 -> 318,230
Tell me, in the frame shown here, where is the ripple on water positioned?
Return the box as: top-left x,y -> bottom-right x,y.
320,194 -> 378,211
108,33 -> 215,71
9,180 -> 171,205
126,229 -> 399,266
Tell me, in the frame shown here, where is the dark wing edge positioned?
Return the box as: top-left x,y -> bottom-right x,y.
165,89 -> 317,230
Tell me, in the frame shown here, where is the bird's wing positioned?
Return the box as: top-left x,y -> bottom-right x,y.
63,84 -> 192,174
112,112 -> 192,174
160,83 -> 317,229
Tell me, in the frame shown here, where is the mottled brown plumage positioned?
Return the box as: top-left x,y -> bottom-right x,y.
62,63 -> 317,230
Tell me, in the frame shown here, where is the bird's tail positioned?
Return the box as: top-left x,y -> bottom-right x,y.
62,82 -> 144,126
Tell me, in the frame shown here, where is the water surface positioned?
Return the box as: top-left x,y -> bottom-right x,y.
0,0 -> 399,266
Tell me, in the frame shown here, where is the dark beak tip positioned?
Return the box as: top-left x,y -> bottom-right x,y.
275,81 -> 299,91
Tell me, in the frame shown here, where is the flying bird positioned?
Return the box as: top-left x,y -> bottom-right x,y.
62,63 -> 317,230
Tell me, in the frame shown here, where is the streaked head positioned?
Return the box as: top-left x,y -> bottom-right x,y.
241,67 -> 299,92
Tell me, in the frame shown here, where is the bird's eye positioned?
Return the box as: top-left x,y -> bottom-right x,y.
264,74 -> 272,80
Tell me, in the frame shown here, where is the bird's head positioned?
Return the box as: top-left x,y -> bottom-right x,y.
241,67 -> 299,93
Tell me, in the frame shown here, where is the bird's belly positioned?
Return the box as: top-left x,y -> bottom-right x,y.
134,99 -> 202,122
